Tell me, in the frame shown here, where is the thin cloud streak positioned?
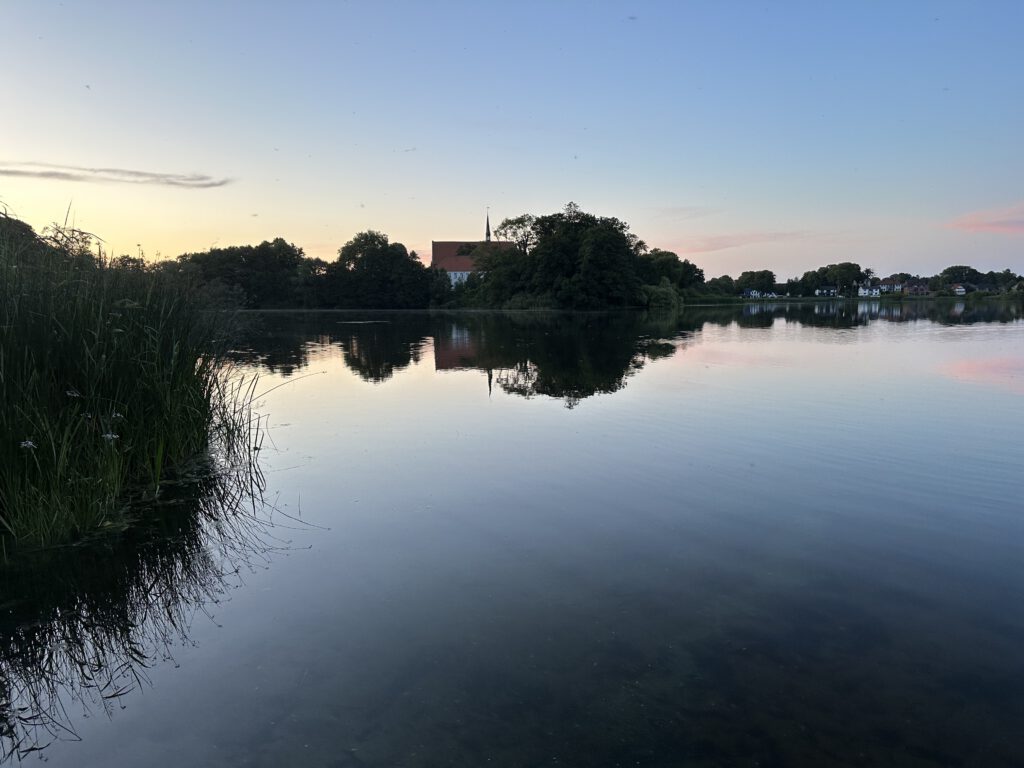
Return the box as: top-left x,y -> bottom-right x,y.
677,230 -> 808,254
949,202 -> 1024,235
0,161 -> 231,188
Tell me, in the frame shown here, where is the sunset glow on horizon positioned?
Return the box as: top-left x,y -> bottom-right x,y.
4,0 -> 1022,279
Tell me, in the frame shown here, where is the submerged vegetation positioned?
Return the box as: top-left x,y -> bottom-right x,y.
0,213 -> 253,551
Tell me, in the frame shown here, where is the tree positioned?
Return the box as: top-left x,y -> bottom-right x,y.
637,249 -> 705,290
333,230 -> 430,308
736,270 -> 776,294
940,265 -> 984,286
823,262 -> 864,294
466,203 -> 646,309
177,238 -> 306,308
494,214 -> 536,256
705,274 -> 736,295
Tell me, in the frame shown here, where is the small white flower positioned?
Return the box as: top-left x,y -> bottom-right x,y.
66,388 -> 81,398
101,433 -> 119,442
20,440 -> 37,450
111,411 -> 124,420
82,412 -> 93,419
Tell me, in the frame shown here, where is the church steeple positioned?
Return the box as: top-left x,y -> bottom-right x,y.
485,209 -> 491,242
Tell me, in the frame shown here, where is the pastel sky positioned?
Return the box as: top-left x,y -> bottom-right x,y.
4,0 -> 1023,279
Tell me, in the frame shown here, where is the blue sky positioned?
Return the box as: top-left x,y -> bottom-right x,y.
4,0 -> 1023,279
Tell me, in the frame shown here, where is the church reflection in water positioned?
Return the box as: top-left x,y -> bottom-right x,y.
230,300 -> 1020,405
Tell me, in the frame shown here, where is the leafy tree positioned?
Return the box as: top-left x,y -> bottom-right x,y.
428,266 -> 454,306
332,230 -> 431,309
823,262 -> 864,294
637,249 -> 705,290
494,214 -> 537,256
569,220 -> 641,308
705,274 -> 736,295
466,203 -> 647,309
736,270 -> 776,294
940,265 -> 984,286
177,238 -> 305,308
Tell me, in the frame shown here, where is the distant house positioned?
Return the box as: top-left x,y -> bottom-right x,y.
858,285 -> 881,298
906,283 -> 929,296
879,278 -> 903,294
952,284 -> 967,296
815,286 -> 838,297
431,213 -> 514,284
742,289 -> 762,299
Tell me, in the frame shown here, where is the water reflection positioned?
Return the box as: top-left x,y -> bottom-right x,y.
0,451 -> 271,761
233,300 -> 1023,401
14,301 -> 1023,767
433,313 -> 685,407
235,311 -> 688,407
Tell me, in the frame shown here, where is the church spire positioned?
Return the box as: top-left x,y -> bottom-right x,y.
485,208 -> 491,242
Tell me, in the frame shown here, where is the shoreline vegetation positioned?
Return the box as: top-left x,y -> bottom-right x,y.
0,213 -> 258,555
165,202 -> 1023,311
1,201 -> 1019,550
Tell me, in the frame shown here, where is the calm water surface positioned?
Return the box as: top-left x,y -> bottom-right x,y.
4,302 -> 1024,767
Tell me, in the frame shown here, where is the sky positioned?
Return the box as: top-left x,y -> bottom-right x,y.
3,0 -> 1023,279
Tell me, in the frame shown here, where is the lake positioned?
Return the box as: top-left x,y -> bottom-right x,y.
3,301 -> 1023,767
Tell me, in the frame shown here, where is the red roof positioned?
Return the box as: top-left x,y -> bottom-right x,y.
431,241 -> 482,272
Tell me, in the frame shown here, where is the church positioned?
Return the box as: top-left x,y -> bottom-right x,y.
431,213 -> 501,284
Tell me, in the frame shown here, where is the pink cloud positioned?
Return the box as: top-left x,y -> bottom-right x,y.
676,230 -> 808,254
949,202 -> 1024,234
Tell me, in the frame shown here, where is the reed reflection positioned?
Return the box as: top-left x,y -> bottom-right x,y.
0,446 -> 272,762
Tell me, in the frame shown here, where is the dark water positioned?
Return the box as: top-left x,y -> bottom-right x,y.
3,301 -> 1024,766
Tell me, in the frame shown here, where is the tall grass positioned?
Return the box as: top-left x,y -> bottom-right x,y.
0,215 -> 249,550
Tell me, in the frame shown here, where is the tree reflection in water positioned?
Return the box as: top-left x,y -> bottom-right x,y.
0,431 -> 274,762
227,301 -> 1023,407
232,310 -> 692,408
452,312 -> 686,408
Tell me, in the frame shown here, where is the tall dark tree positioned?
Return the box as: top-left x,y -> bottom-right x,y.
637,249 -> 704,289
494,214 -> 537,256
177,238 -> 305,308
476,203 -> 646,309
736,270 -> 776,294
332,230 -> 430,309
940,265 -> 985,286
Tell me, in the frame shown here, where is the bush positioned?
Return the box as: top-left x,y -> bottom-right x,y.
641,278 -> 681,312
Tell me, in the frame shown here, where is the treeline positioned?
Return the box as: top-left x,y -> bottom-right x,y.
176,231 -> 449,309
8,206 -> 1021,311
704,263 -> 1024,299
169,203 -> 707,311
170,202 -> 1021,309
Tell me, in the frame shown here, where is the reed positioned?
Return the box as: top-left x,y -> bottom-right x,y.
0,215 -> 249,550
